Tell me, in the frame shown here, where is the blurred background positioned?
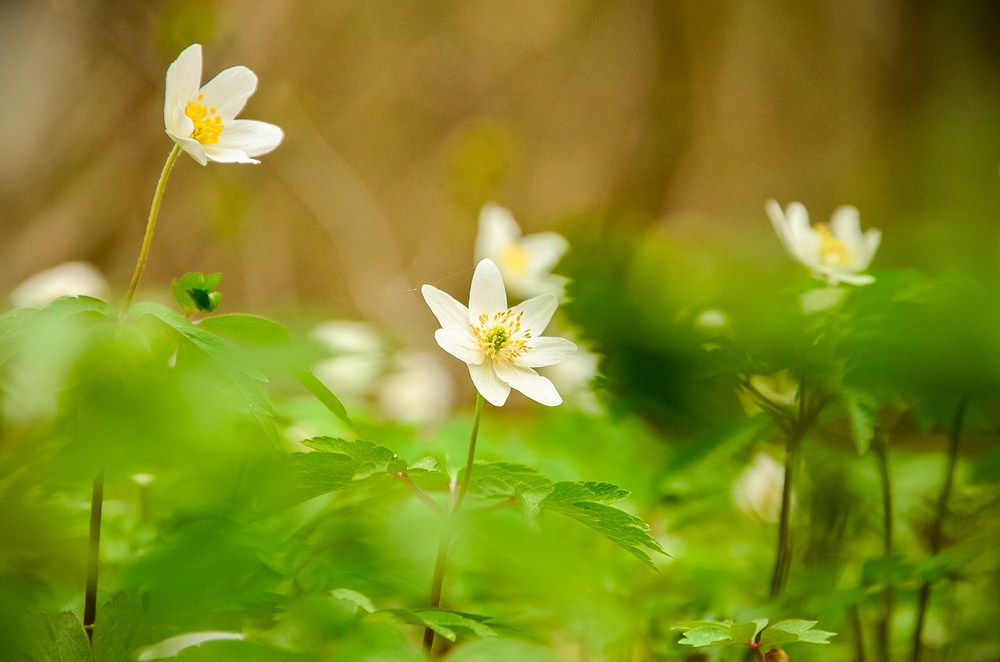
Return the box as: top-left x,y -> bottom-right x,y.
3,0 -> 1000,332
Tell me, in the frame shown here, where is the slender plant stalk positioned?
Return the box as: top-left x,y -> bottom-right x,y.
911,397 -> 968,662
422,393 -> 485,655
769,380 -> 809,599
849,603 -> 869,662
874,426 -> 895,662
82,471 -> 105,643
125,144 -> 182,307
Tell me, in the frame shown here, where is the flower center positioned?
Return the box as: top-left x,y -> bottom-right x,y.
185,93 -> 224,144
816,223 -> 852,267
472,309 -> 530,363
501,244 -> 529,276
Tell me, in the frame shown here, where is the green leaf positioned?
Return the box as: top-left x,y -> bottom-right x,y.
844,390 -> 877,455
541,481 -> 666,568
199,314 -> 290,344
470,463 -> 555,525
300,437 -> 407,477
130,302 -> 278,444
673,622 -> 733,647
332,588 -> 376,614
172,272 -> 223,314
21,611 -> 93,661
386,609 -> 504,642
758,620 -> 836,647
92,592 -> 142,662
730,619 -> 768,646
294,368 -> 358,436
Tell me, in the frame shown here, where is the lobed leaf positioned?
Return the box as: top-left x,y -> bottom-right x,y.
758,620 -> 836,647
541,481 -> 666,568
470,463 -> 555,525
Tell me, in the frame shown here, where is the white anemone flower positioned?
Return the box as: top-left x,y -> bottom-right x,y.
766,200 -> 881,286
164,44 -> 283,165
422,259 -> 577,407
474,204 -> 569,299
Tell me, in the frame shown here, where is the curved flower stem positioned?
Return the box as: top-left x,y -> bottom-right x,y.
125,144 -> 182,307
82,470 -> 105,644
769,418 -> 803,599
911,396 -> 968,662
422,393 -> 485,655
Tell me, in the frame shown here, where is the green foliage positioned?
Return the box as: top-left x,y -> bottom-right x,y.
674,618 -> 835,650
172,272 -> 223,314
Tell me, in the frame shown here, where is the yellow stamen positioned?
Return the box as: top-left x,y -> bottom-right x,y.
816,223 -> 852,267
471,309 -> 530,362
501,244 -> 529,277
184,93 -> 224,145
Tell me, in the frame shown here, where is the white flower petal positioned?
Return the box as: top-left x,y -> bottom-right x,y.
213,119 -> 283,158
468,361 -> 510,406
165,131 -> 209,165
861,229 -> 882,268
494,362 -> 562,406
164,45 -> 202,131
434,328 -> 483,365
517,337 -> 577,368
201,146 -> 259,164
422,284 -> 470,333
830,205 -> 864,264
199,66 -> 258,121
519,232 -> 569,271
474,204 -> 521,263
510,293 -> 557,335
468,259 -> 507,321
825,270 -> 875,286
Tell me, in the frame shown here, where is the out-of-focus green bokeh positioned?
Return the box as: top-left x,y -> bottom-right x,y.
3,3 -> 1000,661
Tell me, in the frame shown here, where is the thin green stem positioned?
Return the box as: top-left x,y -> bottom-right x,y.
83,471 -> 105,644
769,376 -> 809,600
911,397 -> 968,662
125,144 -> 182,307
874,426 -> 895,662
422,393 -> 485,655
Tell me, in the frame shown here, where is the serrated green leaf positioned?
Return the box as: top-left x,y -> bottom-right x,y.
844,390 -> 877,455
470,463 -> 554,525
300,437 -> 407,477
332,588 -> 376,614
758,620 -> 835,647
541,481 -> 666,568
284,452 -> 361,504
386,609 -> 502,642
21,611 -> 93,661
676,624 -> 732,647
92,592 -> 142,662
199,314 -> 290,344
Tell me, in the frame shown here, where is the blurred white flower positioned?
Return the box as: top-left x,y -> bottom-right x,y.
311,321 -> 385,400
9,261 -> 108,308
422,259 -> 577,407
164,44 -> 283,166
732,452 -> 787,523
766,200 -> 881,286
474,204 -> 569,299
378,351 -> 455,423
